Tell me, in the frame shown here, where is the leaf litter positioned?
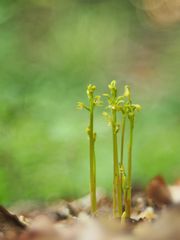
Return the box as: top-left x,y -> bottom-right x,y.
1,176 -> 180,240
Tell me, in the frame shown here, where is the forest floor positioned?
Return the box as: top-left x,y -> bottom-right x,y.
0,176 -> 180,240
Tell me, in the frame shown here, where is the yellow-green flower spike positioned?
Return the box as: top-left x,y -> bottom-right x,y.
87,84 -> 96,98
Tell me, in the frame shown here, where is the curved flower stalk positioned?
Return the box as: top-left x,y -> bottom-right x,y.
77,84 -> 102,215
122,85 -> 141,218
103,80 -> 124,218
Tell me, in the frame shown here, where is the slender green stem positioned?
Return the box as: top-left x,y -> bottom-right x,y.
120,114 -> 126,215
112,109 -> 122,218
125,116 -> 134,218
89,100 -> 96,215
120,115 -> 126,167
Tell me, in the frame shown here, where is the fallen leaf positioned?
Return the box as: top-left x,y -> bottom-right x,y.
146,176 -> 172,207
0,205 -> 26,239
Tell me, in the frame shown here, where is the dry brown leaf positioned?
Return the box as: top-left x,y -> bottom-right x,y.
146,176 -> 172,207
0,205 -> 26,239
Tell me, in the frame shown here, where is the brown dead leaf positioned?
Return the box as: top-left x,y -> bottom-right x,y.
146,176 -> 172,207
175,179 -> 180,186
0,205 -> 26,239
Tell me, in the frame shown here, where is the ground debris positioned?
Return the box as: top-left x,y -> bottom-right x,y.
146,176 -> 172,207
0,205 -> 26,239
1,179 -> 180,240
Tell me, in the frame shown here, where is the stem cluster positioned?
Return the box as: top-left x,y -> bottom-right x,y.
78,81 -> 141,219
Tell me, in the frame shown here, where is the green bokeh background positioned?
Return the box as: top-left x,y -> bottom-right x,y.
0,0 -> 179,204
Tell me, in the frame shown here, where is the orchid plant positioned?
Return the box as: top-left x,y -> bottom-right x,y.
78,81 -> 141,219
77,84 -> 102,215
103,80 -> 124,217
121,85 -> 141,218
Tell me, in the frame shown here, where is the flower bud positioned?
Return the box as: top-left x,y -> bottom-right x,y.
108,80 -> 117,91
134,104 -> 142,111
77,102 -> 84,110
87,84 -> 96,98
124,85 -> 130,98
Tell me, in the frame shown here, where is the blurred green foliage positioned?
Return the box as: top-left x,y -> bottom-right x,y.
0,0 -> 179,204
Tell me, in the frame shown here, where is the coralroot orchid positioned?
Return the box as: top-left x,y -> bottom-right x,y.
122,85 -> 141,218
77,84 -> 102,215
78,81 -> 141,220
103,80 -> 123,217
